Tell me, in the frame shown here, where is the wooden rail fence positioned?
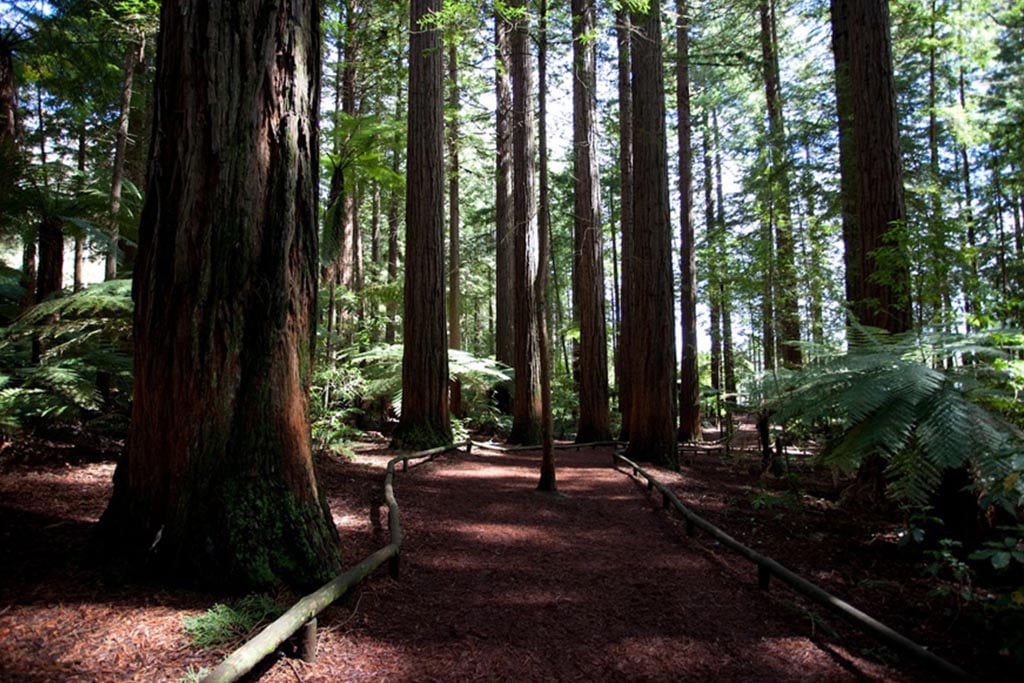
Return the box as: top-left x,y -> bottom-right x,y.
613,452 -> 970,682
199,441 -> 470,683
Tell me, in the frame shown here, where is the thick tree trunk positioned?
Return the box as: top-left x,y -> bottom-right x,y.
96,0 -> 340,591
616,8 -> 635,441
393,0 -> 451,449
677,1 -> 700,442
759,0 -> 801,368
494,12 -> 515,369
32,215 -> 64,364
448,41 -> 461,351
833,0 -> 912,334
508,0 -> 542,446
625,0 -> 677,469
572,0 -> 611,443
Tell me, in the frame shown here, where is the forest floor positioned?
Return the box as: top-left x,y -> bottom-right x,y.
0,421 -> 1016,681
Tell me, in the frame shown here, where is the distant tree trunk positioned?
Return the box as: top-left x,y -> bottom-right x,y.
958,63 -> 978,328
0,36 -> 15,146
385,90 -> 402,345
712,107 -> 736,397
75,125 -> 87,292
537,0 -> 556,491
508,0 -> 542,446
494,11 -> 515,369
108,38 -> 141,281
371,182 -> 381,266
393,0 -> 451,449
572,0 -> 611,443
35,216 -> 63,303
625,0 -> 677,469
759,0 -> 800,367
616,7 -> 635,441
800,140 -> 825,350
95,0 -> 341,590
703,127 -> 722,412
832,0 -> 912,334
761,206 -> 776,371
677,0 -> 700,441
448,42 -> 461,351
19,236 -> 36,308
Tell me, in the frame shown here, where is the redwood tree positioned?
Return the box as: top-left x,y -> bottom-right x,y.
625,0 -> 677,468
393,0 -> 451,449
676,0 -> 700,442
572,0 -> 611,443
832,0 -> 912,334
96,0 -> 341,589
508,0 -> 542,446
494,10 -> 514,370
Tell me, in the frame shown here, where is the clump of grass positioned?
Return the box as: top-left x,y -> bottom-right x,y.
182,594 -> 282,649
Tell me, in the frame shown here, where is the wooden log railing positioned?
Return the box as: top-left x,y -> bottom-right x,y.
469,439 -> 623,453
200,441 -> 470,683
613,452 -> 970,682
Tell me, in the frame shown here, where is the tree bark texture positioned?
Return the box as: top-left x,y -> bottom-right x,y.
394,0 -> 451,449
625,0 -> 677,469
832,0 -> 912,334
508,0 -> 542,446
447,41 -> 461,351
676,1 -> 700,442
713,107 -> 736,396
572,0 -> 611,443
96,0 -> 340,591
494,12 -> 515,368
616,8 -> 634,441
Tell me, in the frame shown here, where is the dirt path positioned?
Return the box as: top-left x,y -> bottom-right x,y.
260,445 -> 909,682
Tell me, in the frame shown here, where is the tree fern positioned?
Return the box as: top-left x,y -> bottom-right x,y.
769,326 -> 1024,506
0,280 -> 133,430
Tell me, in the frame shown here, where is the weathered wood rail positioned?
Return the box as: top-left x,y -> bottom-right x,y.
613,452 -> 970,682
469,439 -> 623,453
199,441 -> 470,683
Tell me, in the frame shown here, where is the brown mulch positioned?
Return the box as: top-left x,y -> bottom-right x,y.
0,426 -> 1005,681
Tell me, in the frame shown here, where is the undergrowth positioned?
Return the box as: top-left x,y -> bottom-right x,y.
181,594 -> 282,650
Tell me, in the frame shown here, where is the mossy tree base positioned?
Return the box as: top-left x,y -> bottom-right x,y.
96,466 -> 341,591
390,422 -> 451,452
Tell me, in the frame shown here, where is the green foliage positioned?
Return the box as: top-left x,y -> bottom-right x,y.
0,280 -> 133,430
311,343 -> 513,449
177,665 -> 210,683
181,594 -> 282,650
768,327 -> 1024,506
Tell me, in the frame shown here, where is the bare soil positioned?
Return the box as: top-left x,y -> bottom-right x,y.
0,423 -> 1014,681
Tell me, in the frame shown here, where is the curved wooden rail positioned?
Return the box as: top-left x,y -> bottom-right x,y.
612,452 -> 970,682
470,439 -> 623,453
200,441 -> 469,683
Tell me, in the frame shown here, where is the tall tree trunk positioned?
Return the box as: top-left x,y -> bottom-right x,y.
385,89 -> 402,345
537,0 -> 556,491
393,0 -> 451,449
494,11 -> 515,368
703,126 -> 722,408
371,182 -> 381,266
572,0 -> 611,443
75,125 -> 87,292
448,41 -> 461,351
830,0 -> 859,321
759,0 -> 801,368
833,0 -> 912,334
625,0 -> 677,469
713,106 -> 736,396
616,7 -> 635,441
508,0 -> 542,446
801,140 -> 825,349
958,63 -> 978,329
108,38 -> 141,281
677,0 -> 700,441
96,0 -> 341,590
